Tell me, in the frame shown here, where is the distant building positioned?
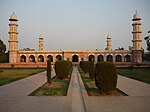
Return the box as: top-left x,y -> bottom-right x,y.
8,12 -> 142,66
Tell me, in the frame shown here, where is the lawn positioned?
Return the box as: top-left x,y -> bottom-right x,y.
78,68 -> 126,96
0,68 -> 46,86
117,67 -> 150,84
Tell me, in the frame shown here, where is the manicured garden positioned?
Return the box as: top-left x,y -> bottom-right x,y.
0,68 -> 45,86
30,75 -> 71,96
79,61 -> 126,96
30,60 -> 72,96
79,67 -> 126,96
117,67 -> 150,84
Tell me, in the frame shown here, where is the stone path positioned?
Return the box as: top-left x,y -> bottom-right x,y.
0,71 -> 49,96
0,67 -> 150,112
117,75 -> 150,96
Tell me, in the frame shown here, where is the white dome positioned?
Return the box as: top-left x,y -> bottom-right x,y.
10,12 -> 18,20
133,11 -> 141,20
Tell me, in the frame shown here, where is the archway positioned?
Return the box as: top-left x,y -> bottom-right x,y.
107,55 -> 113,62
38,55 -> 44,62
72,55 -> 79,62
29,55 -> 35,62
89,55 -> 95,62
47,55 -> 53,62
124,55 -> 131,62
115,55 -> 122,62
97,55 -> 104,62
56,55 -> 62,60
20,55 -> 26,62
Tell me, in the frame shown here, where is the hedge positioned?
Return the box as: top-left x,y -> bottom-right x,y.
46,59 -> 51,84
95,62 -> 117,93
80,61 -> 94,79
55,60 -> 72,79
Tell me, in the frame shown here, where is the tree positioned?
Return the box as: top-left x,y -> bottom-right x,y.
143,31 -> 150,61
0,39 -> 6,63
144,31 -> 150,51
46,59 -> 51,84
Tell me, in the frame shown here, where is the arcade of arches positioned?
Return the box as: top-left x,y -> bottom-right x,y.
19,52 -> 131,63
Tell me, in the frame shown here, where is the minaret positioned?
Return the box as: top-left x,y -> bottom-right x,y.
105,33 -> 112,50
8,12 -> 18,63
132,11 -> 142,63
39,34 -> 44,50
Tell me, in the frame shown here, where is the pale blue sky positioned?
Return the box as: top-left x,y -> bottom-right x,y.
0,0 -> 150,51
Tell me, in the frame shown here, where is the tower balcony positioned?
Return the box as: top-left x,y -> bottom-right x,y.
132,31 -> 142,34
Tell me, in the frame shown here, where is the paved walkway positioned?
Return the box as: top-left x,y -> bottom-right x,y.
0,71 -> 48,97
0,67 -> 150,112
117,75 -> 150,96
84,75 -> 150,112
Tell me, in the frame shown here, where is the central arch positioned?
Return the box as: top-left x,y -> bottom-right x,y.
72,55 -> 79,62
89,55 -> 95,62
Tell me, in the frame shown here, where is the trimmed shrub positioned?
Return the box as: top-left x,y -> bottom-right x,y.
46,59 -> 51,84
55,60 -> 72,79
79,61 -> 94,79
95,62 -> 117,93
80,61 -> 89,73
88,62 -> 94,79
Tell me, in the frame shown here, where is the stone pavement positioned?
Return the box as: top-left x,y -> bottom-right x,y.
0,67 -> 150,112
117,75 -> 150,96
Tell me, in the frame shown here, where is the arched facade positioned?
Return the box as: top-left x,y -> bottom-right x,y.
72,55 -> 79,62
17,50 -> 134,64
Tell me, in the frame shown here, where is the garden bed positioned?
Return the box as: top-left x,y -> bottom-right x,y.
79,68 -> 127,96
29,72 -> 71,96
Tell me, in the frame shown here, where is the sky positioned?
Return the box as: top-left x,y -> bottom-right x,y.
0,0 -> 150,51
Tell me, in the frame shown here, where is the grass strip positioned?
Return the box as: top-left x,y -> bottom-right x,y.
0,68 -> 45,86
117,67 -> 150,84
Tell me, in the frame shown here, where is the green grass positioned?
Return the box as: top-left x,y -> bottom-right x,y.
30,69 -> 72,96
117,67 -> 150,84
0,68 -> 46,86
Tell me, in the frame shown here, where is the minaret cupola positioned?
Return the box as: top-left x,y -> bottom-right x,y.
105,33 -> 112,50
